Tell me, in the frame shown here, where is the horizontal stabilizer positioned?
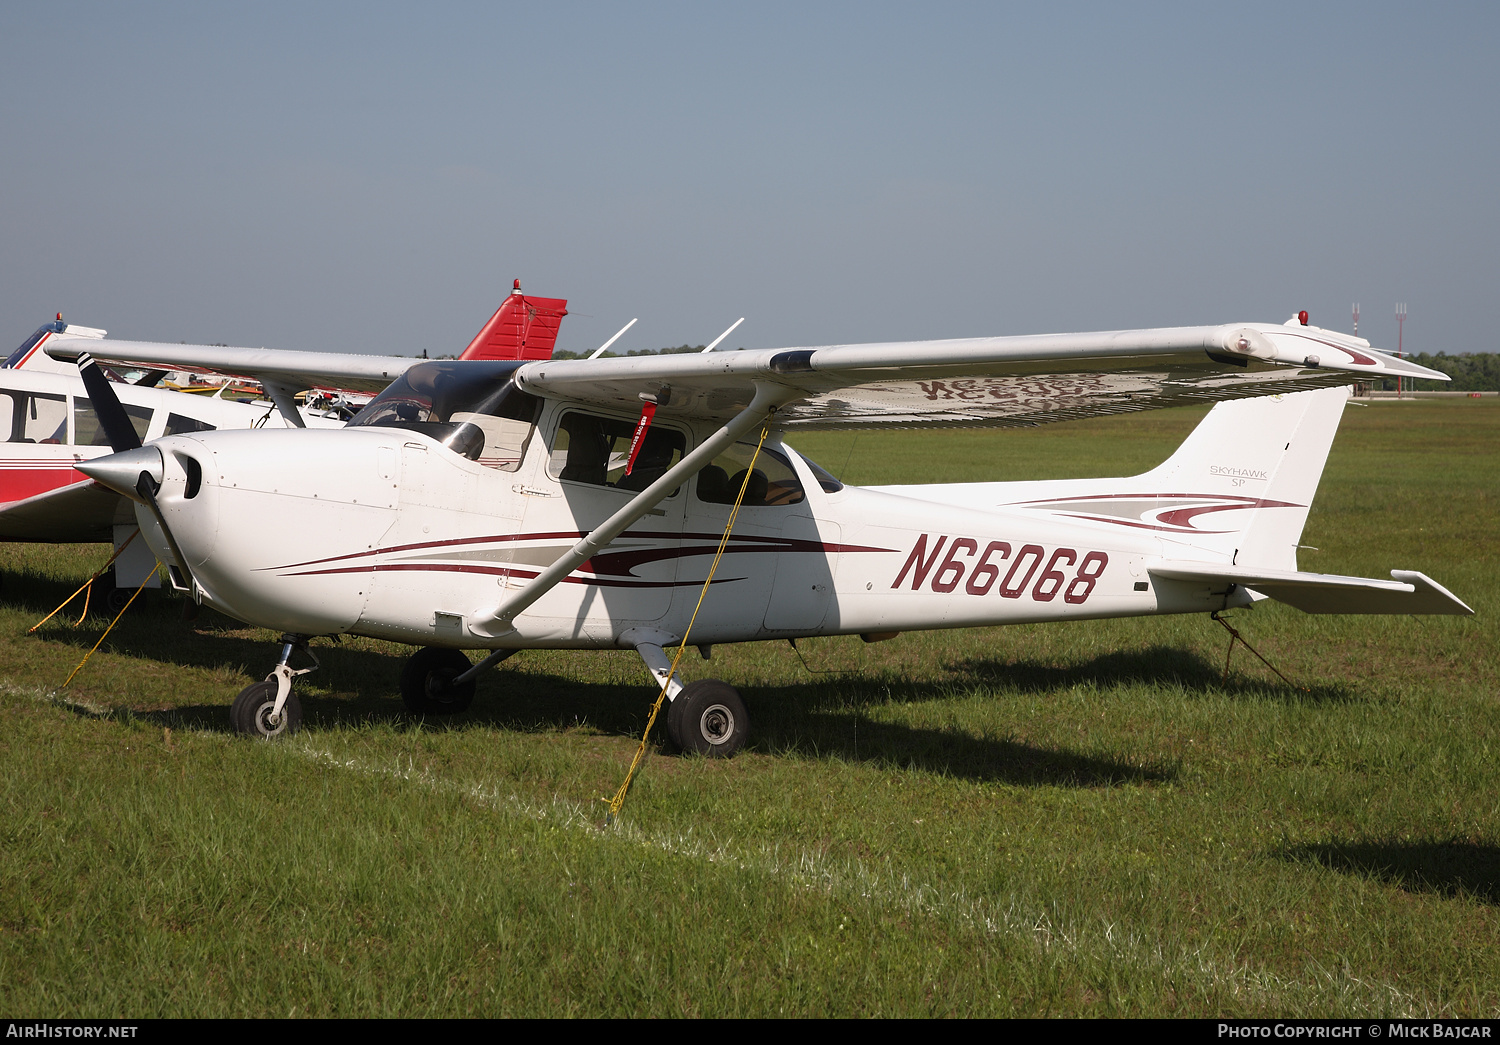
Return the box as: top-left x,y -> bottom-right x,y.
1150,562 -> 1474,615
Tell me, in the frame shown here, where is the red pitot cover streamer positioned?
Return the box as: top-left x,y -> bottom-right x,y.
624,400 -> 657,475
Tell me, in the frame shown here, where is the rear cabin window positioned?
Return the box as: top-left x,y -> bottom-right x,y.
696,443 -> 805,507
548,412 -> 686,494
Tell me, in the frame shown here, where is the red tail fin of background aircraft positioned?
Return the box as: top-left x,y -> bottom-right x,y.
459,280 -> 569,362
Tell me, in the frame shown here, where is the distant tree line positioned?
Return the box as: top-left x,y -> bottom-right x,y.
1373,352 -> 1500,391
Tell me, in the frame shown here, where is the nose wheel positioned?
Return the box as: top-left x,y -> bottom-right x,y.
230,680 -> 303,738
667,679 -> 748,758
230,634 -> 317,738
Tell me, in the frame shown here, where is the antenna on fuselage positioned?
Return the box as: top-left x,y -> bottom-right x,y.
589,318 -> 638,360
700,317 -> 744,353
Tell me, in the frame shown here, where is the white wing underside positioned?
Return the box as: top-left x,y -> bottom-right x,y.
513,322 -> 1443,430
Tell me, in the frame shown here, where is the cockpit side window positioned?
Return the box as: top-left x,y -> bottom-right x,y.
164,413 -> 217,436
548,411 -> 686,495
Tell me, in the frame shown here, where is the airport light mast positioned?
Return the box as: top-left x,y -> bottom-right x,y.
1396,303 -> 1407,397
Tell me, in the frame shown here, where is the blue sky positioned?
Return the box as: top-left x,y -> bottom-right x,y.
2,2 -> 1495,358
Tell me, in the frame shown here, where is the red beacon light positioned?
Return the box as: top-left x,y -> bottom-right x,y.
1298,310 -> 1309,326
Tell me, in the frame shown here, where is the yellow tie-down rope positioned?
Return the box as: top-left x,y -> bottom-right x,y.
29,529 -> 140,632
27,529 -> 158,687
62,576 -> 153,687
604,425 -> 770,826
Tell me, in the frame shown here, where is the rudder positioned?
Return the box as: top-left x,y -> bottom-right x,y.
460,281 -> 568,362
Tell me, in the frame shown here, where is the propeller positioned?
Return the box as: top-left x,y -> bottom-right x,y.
70,353 -> 197,592
75,350 -> 142,453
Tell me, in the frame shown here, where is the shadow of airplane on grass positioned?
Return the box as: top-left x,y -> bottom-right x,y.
34,614 -> 1176,789
14,570 -> 1243,788
952,647 -> 1354,705
1285,840 -> 1500,906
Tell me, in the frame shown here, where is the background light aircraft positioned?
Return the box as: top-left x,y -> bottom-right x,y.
8,283 -> 567,608
69,312 -> 1468,754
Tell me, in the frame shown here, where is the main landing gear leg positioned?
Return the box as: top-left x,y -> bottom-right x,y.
230,634 -> 317,738
632,639 -> 749,759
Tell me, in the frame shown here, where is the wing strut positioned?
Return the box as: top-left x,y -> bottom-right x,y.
468,380 -> 790,639
261,381 -> 307,428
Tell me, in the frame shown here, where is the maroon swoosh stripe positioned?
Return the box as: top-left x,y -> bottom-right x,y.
284,561 -> 746,589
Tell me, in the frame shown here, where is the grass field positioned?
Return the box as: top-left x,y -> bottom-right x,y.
0,399 -> 1495,1017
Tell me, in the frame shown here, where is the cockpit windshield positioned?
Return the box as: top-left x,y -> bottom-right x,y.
348,361 -> 542,470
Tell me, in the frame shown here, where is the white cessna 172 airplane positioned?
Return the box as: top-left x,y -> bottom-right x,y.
60,310 -> 1470,755
5,283 -> 568,608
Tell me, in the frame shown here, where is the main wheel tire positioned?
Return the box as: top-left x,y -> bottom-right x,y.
104,585 -> 134,615
230,680 -> 302,738
400,646 -> 477,715
667,679 -> 748,758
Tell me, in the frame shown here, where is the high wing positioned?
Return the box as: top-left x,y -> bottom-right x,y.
45,339 -> 417,396
511,321 -> 1445,429
42,282 -> 568,400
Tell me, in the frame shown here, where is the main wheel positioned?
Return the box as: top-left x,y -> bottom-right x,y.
230,680 -> 302,738
667,679 -> 748,758
104,585 -> 134,615
400,646 -> 477,715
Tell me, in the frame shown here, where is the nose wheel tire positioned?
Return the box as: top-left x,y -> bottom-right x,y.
230,680 -> 302,738
400,646 -> 477,715
667,679 -> 748,758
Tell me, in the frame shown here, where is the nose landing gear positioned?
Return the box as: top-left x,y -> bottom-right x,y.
230,634 -> 317,738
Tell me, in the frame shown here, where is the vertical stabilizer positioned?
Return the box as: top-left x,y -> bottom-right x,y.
459,281 -> 569,362
5,317 -> 108,374
1137,385 -> 1350,569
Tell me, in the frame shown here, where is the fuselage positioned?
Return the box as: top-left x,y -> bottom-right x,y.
131,396 -> 1255,649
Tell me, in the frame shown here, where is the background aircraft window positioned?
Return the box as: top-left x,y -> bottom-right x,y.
348,362 -> 540,470
548,411 -> 686,494
696,443 -> 805,507
164,413 -> 218,436
7,393 -> 67,443
74,401 -> 152,446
